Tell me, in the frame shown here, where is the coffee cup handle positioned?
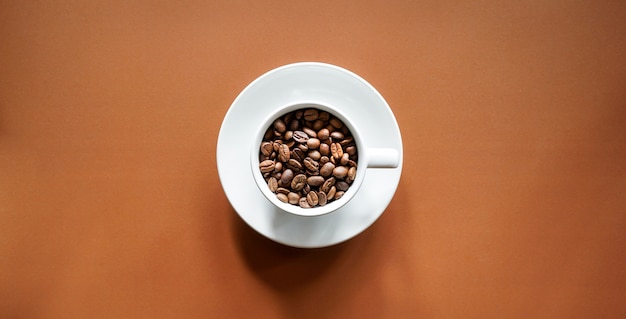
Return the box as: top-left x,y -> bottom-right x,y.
366,148 -> 400,168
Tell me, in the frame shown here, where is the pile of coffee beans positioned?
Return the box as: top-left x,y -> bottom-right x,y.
259,108 -> 358,208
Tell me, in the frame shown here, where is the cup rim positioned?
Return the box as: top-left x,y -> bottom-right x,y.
250,101 -> 367,217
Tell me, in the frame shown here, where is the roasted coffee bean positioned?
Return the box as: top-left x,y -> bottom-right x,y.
306,191 -> 319,206
292,148 -> 305,162
336,181 -> 349,192
293,131 -> 309,143
274,162 -> 282,172
302,184 -> 311,195
303,157 -> 319,173
308,150 -> 321,161
330,143 -> 343,160
340,153 -> 349,165
299,197 -> 311,208
319,111 -> 330,121
307,176 -> 325,187
321,177 -> 336,194
261,142 -> 273,156
274,119 -> 286,133
295,110 -> 304,119
334,191 -> 345,200
277,193 -> 288,203
303,127 -> 317,138
339,136 -> 354,147
288,192 -> 300,204
317,191 -> 327,206
320,162 -> 335,177
268,177 -> 278,192
327,186 -> 336,200
333,166 -> 349,179
312,119 -> 325,131
320,156 -> 330,165
264,128 -> 274,140
298,144 -> 309,152
307,138 -> 320,149
289,119 -> 300,131
347,167 -> 357,183
276,187 -> 290,195
280,169 -> 294,186
347,159 -> 358,167
291,174 -> 307,191
330,117 -> 343,128
330,131 -> 344,140
284,131 -> 293,141
278,144 -> 290,162
319,143 -> 330,156
303,108 -> 319,121
317,128 -> 330,141
345,145 -> 356,156
287,159 -> 302,171
260,160 -> 275,173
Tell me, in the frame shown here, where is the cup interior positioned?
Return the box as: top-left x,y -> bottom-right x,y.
250,101 -> 367,217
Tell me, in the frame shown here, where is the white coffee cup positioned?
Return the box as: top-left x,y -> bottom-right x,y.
251,101 -> 399,217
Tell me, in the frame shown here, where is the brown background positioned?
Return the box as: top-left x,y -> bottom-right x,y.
1,1 -> 625,318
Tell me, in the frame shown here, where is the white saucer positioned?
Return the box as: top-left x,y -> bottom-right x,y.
216,62 -> 403,248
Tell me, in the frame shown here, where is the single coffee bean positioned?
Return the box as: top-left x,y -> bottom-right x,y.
306,191 -> 319,207
264,128 -> 274,140
336,181 -> 349,191
312,119 -> 325,131
285,140 -> 295,149
292,148 -> 305,162
303,127 -> 317,138
291,174 -> 307,191
273,141 -> 282,152
298,143 -> 309,152
268,177 -> 278,192
293,131 -> 309,143
334,191 -> 345,200
299,197 -> 311,208
347,167 -> 357,183
345,145 -> 356,156
284,131 -> 293,141
303,157 -> 319,174
339,136 -> 354,147
319,143 -> 330,156
288,192 -> 300,205
307,175 -> 325,187
295,110 -> 304,119
327,186 -> 336,200
330,143 -> 343,160
280,168 -> 294,186
320,162 -> 335,177
319,111 -> 330,121
333,166 -> 349,179
302,183 -> 311,195
274,119 -> 286,133
261,142 -> 273,156
317,128 -> 330,141
317,191 -> 327,206
339,153 -> 349,165
277,193 -> 288,203
276,187 -> 290,195
321,177 -> 336,194
330,131 -> 344,140
289,119 -> 300,131
274,162 -> 282,172
287,159 -> 302,171
347,159 -> 357,167
278,144 -> 290,162
303,108 -> 319,121
259,160 -> 275,173
329,117 -> 343,128
308,150 -> 321,161
307,138 -> 320,149
319,156 -> 330,165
